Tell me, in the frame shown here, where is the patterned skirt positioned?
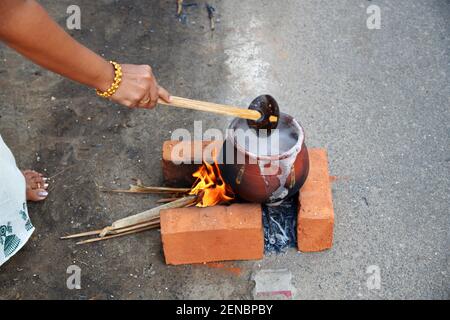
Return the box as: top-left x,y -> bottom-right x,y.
0,135 -> 34,267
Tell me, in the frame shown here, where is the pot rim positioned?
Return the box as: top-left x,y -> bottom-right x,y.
226,112 -> 305,161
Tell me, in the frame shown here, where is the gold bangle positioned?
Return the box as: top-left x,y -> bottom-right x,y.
96,61 -> 122,98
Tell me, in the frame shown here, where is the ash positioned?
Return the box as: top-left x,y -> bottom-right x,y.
262,194 -> 298,253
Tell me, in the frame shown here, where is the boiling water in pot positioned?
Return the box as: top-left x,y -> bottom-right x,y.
221,112 -> 309,204
231,113 -> 301,157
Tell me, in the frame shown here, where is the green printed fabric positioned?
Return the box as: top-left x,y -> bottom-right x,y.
0,135 -> 34,266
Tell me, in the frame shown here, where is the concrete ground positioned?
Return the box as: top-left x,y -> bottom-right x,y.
0,0 -> 448,299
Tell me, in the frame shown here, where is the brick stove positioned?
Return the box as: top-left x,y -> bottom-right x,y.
160,140 -> 335,265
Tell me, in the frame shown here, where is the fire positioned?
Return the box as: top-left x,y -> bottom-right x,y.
189,154 -> 234,207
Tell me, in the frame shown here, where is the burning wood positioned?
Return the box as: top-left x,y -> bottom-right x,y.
61,153 -> 235,244
109,195 -> 197,230
189,157 -> 234,207
100,181 -> 190,195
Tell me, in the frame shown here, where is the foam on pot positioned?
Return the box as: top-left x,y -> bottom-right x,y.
228,113 -> 305,204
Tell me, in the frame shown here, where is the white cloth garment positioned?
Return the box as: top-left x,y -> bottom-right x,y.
0,135 -> 34,267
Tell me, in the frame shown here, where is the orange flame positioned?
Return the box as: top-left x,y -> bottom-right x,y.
189,153 -> 234,207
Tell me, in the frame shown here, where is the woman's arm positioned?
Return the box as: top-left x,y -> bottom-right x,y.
0,0 -> 170,108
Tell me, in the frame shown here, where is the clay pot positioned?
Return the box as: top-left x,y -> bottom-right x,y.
219,113 -> 309,204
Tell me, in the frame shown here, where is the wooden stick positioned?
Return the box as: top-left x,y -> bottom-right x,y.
47,164 -> 77,180
184,201 -> 197,208
61,196 -> 195,240
110,195 -> 197,230
60,218 -> 160,240
60,229 -> 103,240
156,197 -> 181,203
101,185 -> 190,194
76,225 -> 159,245
177,0 -> 183,15
102,219 -> 160,237
158,96 -> 278,122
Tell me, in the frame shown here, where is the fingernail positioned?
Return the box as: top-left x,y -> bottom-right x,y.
168,96 -> 173,102
43,177 -> 48,181
44,183 -> 49,188
38,191 -> 48,197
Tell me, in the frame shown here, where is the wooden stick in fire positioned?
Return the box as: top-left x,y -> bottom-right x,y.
61,157 -> 232,243
60,195 -> 197,240
107,195 -> 197,231
100,185 -> 190,194
156,197 -> 182,203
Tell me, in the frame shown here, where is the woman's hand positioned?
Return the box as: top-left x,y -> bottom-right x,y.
104,64 -> 171,109
0,1 -> 170,109
0,2 -> 171,109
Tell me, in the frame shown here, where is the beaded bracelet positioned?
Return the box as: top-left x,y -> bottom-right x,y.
96,61 -> 122,98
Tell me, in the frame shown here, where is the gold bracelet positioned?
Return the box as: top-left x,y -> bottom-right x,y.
96,61 -> 122,98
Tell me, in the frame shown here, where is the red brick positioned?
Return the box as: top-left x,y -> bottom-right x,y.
305,148 -> 331,182
297,148 -> 334,252
160,203 -> 263,265
162,140 -> 222,187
